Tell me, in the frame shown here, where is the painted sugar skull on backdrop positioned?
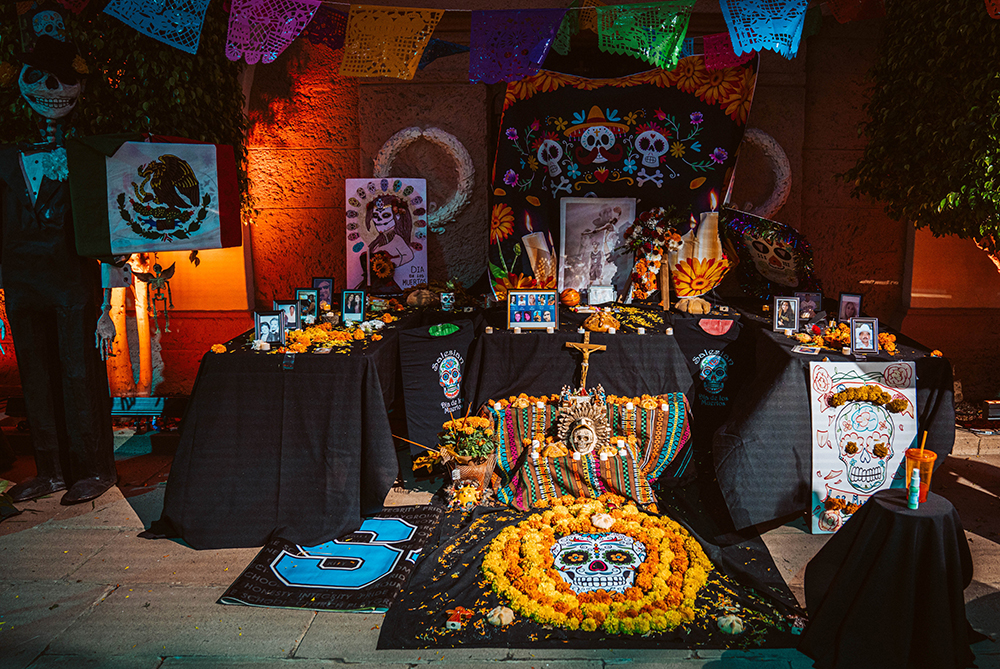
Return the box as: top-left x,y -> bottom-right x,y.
345,178 -> 428,294
489,55 -> 758,298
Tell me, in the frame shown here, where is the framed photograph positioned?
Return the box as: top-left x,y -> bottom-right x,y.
507,290 -> 558,330
558,197 -> 636,295
273,299 -> 300,330
588,285 -> 616,306
254,311 -> 284,346
792,344 -> 821,355
312,277 -> 335,309
342,290 -> 366,323
838,293 -> 862,322
773,296 -> 800,332
794,291 -> 822,319
850,317 -> 879,355
296,288 -> 319,325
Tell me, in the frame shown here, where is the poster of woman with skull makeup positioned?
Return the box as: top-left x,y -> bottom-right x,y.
345,178 -> 427,295
808,361 -> 917,534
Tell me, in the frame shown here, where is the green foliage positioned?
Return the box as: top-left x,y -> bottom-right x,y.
1,3 -> 248,198
845,0 -> 1000,254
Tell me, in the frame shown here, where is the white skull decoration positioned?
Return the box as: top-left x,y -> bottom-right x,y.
33,11 -> 67,41
635,128 -> 668,167
834,401 -> 894,492
699,354 -> 728,394
438,355 -> 461,399
536,139 -> 563,177
580,126 -> 616,164
744,234 -> 799,287
550,533 -> 647,594
19,65 -> 81,120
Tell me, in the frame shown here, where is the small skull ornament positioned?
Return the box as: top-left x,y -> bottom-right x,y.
550,532 -> 647,594
438,355 -> 462,399
834,401 -> 894,492
635,128 -> 668,167
19,65 -> 81,120
536,139 -> 563,177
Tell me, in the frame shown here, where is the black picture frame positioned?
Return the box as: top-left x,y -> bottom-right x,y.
273,299 -> 300,330
850,317 -> 879,355
312,277 -> 335,309
254,310 -> 284,346
773,296 -> 799,333
507,290 -> 559,330
838,293 -> 862,322
296,288 -> 320,325
342,290 -> 366,323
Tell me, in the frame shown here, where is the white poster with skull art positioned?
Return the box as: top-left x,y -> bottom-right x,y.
808,361 -> 918,534
345,178 -> 427,295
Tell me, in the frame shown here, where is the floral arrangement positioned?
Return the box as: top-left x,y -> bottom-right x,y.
211,343 -> 227,354
617,208 -> 685,301
482,494 -> 712,635
280,313 -> 397,353
823,496 -> 861,516
438,416 -> 496,461
829,385 -> 908,413
793,323 -> 899,355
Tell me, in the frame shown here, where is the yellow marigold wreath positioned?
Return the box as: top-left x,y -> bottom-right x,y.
482,494 -> 712,635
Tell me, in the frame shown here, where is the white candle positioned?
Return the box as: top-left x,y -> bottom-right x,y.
572,452 -> 581,461
485,326 -> 493,334
536,401 -> 544,410
784,329 -> 793,337
842,347 -> 851,355
617,439 -> 625,449
626,402 -> 634,411
578,327 -> 585,334
637,327 -> 645,335
521,229 -> 554,282
600,452 -> 608,462
546,326 -> 554,334
531,450 -> 539,460
666,327 -> 673,336
608,327 -> 616,335
513,327 -> 521,334
661,403 -> 668,412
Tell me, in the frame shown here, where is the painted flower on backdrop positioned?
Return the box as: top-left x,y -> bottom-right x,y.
667,56 -> 710,94
689,111 -> 703,125
696,68 -> 743,106
567,162 -> 581,179
623,111 -> 639,126
504,169 -> 519,187
526,155 -> 540,171
710,148 -> 728,164
670,142 -> 686,158
623,157 -> 637,174
491,203 -> 515,244
505,78 -> 538,110
723,68 -> 756,124
553,117 -> 569,132
654,108 -> 668,121
533,70 -> 573,93
673,257 -> 729,297
492,273 -> 556,301
506,128 -> 519,141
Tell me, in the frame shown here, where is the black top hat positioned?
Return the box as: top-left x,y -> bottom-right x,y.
15,35 -> 88,83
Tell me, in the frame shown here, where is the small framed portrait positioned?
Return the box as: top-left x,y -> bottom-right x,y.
296,288 -> 319,325
794,291 -> 822,319
342,290 -> 366,323
312,277 -> 335,309
588,285 -> 616,306
507,290 -> 558,330
273,299 -> 300,330
850,317 -> 879,355
838,293 -> 862,322
254,311 -> 284,346
773,296 -> 799,332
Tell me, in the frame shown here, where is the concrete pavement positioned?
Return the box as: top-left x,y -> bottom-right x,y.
2,433 -> 999,669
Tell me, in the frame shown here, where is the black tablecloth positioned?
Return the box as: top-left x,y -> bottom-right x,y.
798,489 -> 974,669
713,318 -> 954,531
463,307 -> 692,409
151,330 -> 402,549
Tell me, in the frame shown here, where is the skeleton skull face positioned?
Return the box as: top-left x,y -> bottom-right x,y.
19,65 -> 81,120
371,203 -> 397,233
834,401 -> 894,492
580,126 -> 615,163
699,354 -> 728,394
570,424 -> 596,455
536,139 -> 563,177
744,234 -> 799,287
550,533 -> 646,594
635,129 -> 668,167
438,355 -> 461,399
33,11 -> 67,41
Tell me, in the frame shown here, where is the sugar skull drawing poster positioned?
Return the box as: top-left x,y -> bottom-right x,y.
808,361 -> 917,534
346,178 -> 427,294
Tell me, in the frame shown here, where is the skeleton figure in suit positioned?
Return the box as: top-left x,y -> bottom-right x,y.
0,36 -> 118,505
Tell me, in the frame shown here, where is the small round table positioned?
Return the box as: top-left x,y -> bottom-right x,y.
798,489 -> 975,669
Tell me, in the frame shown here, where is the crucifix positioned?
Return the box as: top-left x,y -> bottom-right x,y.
565,331 -> 606,390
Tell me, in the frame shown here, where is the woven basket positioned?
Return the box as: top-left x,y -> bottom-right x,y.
443,450 -> 497,491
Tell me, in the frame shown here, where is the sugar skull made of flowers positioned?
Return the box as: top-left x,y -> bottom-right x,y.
550,532 -> 646,594
834,400 -> 894,492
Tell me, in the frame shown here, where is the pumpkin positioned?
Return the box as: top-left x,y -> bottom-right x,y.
560,288 -> 581,307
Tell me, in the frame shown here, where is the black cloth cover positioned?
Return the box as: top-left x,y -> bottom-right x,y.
463,307 -> 691,411
149,329 -> 403,549
798,489 -> 974,669
713,315 -> 954,531
398,320 -> 475,456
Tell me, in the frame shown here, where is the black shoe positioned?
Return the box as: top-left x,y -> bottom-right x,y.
9,476 -> 67,503
61,476 -> 117,505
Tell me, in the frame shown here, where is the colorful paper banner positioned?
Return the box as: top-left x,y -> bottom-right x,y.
338,5 -> 444,80
469,8 -> 566,84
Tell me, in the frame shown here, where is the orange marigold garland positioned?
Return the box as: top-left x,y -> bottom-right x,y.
482,494 -> 712,635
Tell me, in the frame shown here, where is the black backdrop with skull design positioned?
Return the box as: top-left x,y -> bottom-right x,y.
488,56 -> 758,293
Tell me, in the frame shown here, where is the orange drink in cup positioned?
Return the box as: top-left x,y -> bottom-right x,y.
905,448 -> 937,503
